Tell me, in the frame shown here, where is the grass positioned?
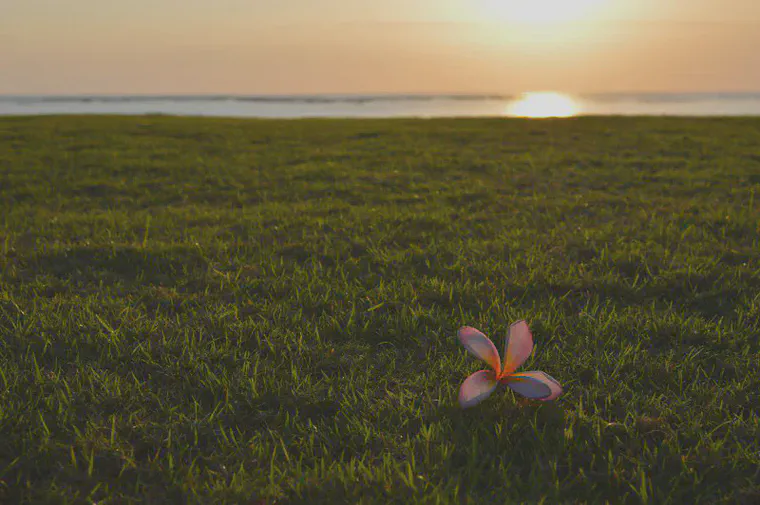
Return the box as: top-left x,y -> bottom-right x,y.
0,114 -> 759,504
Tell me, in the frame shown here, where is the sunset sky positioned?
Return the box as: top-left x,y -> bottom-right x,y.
3,0 -> 760,95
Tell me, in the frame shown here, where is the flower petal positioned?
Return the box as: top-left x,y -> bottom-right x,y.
458,370 -> 499,408
458,326 -> 501,375
505,371 -> 563,401
503,320 -> 534,375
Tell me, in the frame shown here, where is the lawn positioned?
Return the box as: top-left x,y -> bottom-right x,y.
0,115 -> 759,504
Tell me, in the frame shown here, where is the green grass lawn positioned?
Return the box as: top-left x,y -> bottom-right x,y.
1,115 -> 759,504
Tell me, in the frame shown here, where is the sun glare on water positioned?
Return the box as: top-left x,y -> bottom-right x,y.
506,92 -> 580,118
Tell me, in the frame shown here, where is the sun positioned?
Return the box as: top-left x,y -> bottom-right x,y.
506,92 -> 580,118
477,0 -> 608,24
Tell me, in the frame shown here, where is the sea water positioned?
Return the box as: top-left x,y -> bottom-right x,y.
1,93 -> 759,118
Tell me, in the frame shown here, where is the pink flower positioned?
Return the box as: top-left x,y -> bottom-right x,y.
458,320 -> 563,408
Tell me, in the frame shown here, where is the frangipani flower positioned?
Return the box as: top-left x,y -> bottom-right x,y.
458,320 -> 562,408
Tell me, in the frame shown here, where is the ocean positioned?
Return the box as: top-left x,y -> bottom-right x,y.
1,93 -> 760,118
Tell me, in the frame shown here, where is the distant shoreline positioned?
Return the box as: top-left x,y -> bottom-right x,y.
3,92 -> 760,102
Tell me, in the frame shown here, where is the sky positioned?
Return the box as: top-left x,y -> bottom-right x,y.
2,0 -> 760,95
